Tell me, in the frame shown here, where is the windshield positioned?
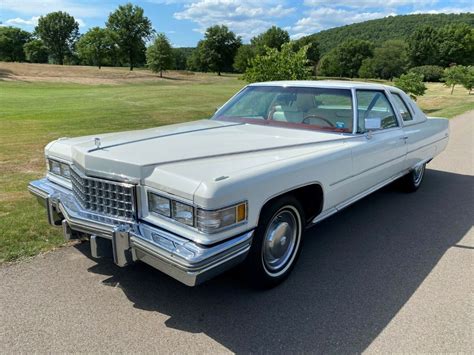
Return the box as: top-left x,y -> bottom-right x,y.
212,86 -> 354,133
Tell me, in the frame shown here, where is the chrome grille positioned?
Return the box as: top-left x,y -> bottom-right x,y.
71,167 -> 136,221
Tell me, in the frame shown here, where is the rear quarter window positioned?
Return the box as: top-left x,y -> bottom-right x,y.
356,90 -> 398,131
392,93 -> 413,122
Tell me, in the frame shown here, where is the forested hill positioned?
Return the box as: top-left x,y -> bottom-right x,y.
309,13 -> 474,55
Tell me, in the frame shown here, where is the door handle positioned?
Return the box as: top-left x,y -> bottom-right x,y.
400,136 -> 408,140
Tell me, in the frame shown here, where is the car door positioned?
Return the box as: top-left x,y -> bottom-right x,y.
350,89 -> 407,195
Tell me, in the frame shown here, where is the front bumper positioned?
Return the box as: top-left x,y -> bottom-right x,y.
28,178 -> 253,286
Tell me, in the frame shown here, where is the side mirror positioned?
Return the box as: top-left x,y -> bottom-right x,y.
365,117 -> 382,131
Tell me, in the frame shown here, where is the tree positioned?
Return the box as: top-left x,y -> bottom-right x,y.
251,26 -> 290,54
407,23 -> 474,68
318,49 -> 342,77
461,66 -> 474,94
172,47 -> 192,70
23,39 -> 49,63
337,39 -> 373,78
394,72 -> 427,100
407,25 -> 440,67
243,43 -> 311,82
437,23 -> 474,66
186,41 -> 208,72
358,40 -> 409,80
291,35 -> 320,74
200,25 -> 241,75
106,3 -> 153,71
233,44 -> 255,73
443,65 -> 469,94
146,34 -> 173,77
319,39 -> 372,77
358,59 -> 376,79
0,26 -> 31,62
35,11 -> 79,65
104,31 -> 122,67
76,27 -> 116,69
310,13 -> 474,56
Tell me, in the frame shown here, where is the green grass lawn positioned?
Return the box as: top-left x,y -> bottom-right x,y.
0,77 -> 472,262
416,83 -> 474,118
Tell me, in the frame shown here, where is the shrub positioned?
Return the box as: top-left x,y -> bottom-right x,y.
394,72 -> 427,100
243,43 -> 311,82
409,65 -> 444,82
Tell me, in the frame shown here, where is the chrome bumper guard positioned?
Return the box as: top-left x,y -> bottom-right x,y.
28,178 -> 253,286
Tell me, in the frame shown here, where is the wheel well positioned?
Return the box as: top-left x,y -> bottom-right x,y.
261,184 -> 324,225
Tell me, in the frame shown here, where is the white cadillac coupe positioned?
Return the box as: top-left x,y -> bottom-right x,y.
29,81 -> 449,287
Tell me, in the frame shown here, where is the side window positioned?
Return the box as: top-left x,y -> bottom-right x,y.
357,90 -> 398,132
391,93 -> 413,121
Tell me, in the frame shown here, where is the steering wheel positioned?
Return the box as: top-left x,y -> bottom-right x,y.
302,115 -> 334,127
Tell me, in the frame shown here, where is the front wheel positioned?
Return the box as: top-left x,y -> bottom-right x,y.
242,196 -> 304,288
400,163 -> 426,192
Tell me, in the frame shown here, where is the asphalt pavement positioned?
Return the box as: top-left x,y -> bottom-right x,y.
1,111 -> 473,353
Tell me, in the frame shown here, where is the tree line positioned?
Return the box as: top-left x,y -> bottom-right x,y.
0,3 -> 153,70
0,2 -> 472,93
315,23 -> 473,97
318,23 -> 473,79
0,3 -> 318,76
312,13 -> 474,55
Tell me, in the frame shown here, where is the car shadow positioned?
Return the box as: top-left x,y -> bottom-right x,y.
75,168 -> 473,353
423,108 -> 442,115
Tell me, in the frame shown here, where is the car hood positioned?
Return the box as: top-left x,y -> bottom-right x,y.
47,119 -> 346,198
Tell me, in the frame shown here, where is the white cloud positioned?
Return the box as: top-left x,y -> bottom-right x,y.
76,18 -> 86,28
3,15 -> 86,28
174,0 -> 295,41
4,16 -> 40,26
147,0 -> 195,3
411,6 -> 474,14
303,0 -> 438,8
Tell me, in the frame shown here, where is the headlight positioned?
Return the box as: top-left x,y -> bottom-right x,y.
49,160 -> 61,175
148,192 -> 194,226
172,201 -> 194,226
148,192 -> 247,233
197,202 -> 247,233
148,193 -> 171,217
61,164 -> 71,178
47,158 -> 71,180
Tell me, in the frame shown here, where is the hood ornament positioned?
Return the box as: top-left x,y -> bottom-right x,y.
94,137 -> 101,149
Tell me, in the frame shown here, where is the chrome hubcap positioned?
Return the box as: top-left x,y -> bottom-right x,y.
413,164 -> 425,185
262,210 -> 298,273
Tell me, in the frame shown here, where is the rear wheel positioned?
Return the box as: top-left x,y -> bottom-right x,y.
400,163 -> 426,192
242,196 -> 304,288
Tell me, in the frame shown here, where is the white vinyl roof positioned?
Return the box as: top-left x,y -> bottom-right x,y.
249,80 -> 394,91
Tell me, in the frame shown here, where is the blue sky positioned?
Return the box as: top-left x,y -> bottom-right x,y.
0,1 -> 472,47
